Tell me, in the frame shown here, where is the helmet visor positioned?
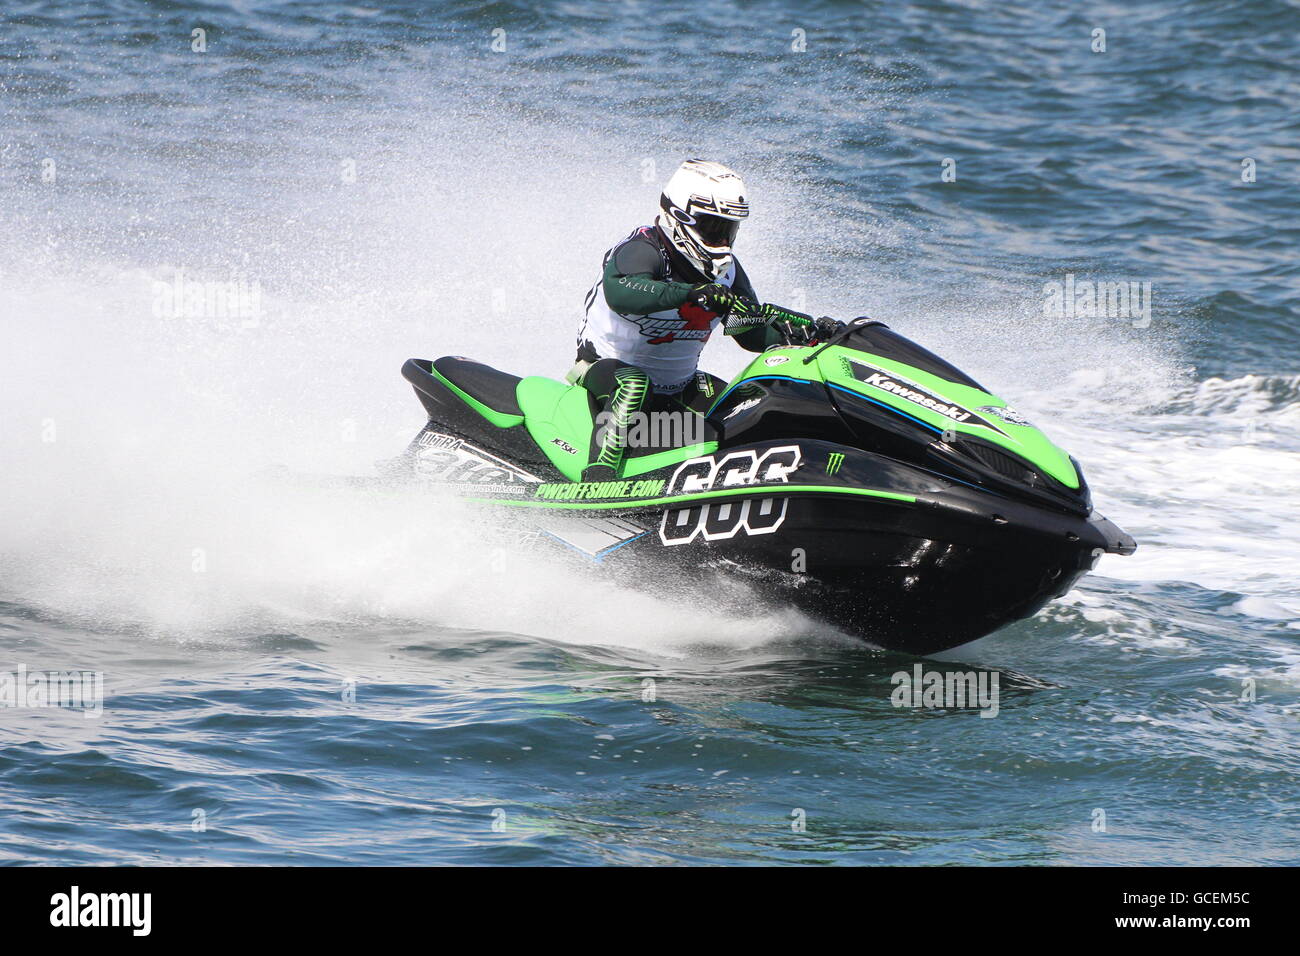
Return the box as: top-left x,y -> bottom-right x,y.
693,213 -> 740,248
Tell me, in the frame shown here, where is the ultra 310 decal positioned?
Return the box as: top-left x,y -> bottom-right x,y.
412,430 -> 540,491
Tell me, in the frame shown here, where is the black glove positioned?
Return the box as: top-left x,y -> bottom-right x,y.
812,316 -> 845,341
687,283 -> 751,319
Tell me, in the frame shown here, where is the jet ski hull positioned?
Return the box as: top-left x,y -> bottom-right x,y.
391,333 -> 1136,655
664,502 -> 1121,652
395,424 -> 1134,653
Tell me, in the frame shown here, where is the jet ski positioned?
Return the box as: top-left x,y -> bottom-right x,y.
389,318 -> 1136,654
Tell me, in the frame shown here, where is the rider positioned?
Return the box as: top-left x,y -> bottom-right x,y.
571,159 -> 831,481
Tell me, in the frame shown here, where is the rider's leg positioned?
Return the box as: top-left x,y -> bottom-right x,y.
564,359 -> 593,385
579,358 -> 651,482
681,370 -> 727,415
655,372 -> 721,447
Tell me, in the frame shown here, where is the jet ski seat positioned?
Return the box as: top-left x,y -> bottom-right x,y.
430,357 -> 524,417
400,356 -> 526,428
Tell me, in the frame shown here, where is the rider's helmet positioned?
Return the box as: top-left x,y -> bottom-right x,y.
655,159 -> 749,280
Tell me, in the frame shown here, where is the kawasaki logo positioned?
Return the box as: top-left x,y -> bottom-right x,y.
845,359 -> 1005,435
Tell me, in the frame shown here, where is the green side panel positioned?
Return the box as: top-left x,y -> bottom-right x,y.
515,377 -> 718,481
713,343 -> 1079,490
428,365 -> 525,429
467,484 -> 917,510
516,377 -> 595,481
622,441 -> 719,477
713,348 -> 822,403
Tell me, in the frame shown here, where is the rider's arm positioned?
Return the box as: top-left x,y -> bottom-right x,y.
602,238 -> 695,315
726,260 -> 783,352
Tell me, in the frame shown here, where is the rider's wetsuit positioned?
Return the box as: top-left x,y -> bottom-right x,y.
572,224 -> 784,477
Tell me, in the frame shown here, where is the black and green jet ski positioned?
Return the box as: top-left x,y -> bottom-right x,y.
393,318 -> 1136,654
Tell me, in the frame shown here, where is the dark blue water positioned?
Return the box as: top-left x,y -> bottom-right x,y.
1,0 -> 1297,865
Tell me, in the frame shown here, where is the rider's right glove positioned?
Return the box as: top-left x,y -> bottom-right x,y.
687,283 -> 751,319
811,316 -> 845,341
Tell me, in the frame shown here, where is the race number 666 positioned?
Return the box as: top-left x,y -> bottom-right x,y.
658,446 -> 800,546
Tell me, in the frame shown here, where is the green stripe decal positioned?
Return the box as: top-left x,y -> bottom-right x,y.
465,484 -> 916,510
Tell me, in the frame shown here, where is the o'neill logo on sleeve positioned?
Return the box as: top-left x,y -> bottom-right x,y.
50,886 -> 152,936
844,359 -> 1007,435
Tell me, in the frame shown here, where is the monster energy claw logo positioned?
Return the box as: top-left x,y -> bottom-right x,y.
826,452 -> 845,475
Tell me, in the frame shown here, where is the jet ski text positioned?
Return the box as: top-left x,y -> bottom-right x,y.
659,446 -> 801,546
665,446 -> 802,495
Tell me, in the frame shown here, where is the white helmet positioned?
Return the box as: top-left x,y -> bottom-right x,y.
655,159 -> 749,280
